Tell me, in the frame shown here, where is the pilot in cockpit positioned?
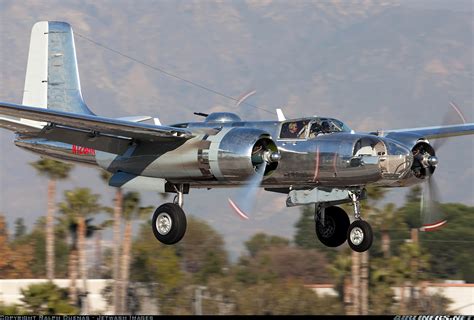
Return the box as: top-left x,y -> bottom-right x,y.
309,120 -> 331,138
321,121 -> 331,133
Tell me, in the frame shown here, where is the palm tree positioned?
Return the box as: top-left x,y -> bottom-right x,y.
120,192 -> 153,314
92,219 -> 113,278
99,170 -> 123,314
31,158 -> 73,280
58,188 -> 104,313
328,250 -> 352,314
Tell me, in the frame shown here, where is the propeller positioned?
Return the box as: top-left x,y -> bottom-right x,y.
228,162 -> 267,220
418,102 -> 466,231
228,145 -> 280,220
419,158 -> 447,231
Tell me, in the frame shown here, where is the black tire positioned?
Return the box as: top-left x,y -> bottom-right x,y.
315,206 -> 350,247
347,220 -> 373,252
152,203 -> 187,245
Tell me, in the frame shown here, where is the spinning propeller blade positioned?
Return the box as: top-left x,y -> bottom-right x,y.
420,168 -> 447,231
419,102 -> 466,231
228,162 -> 267,220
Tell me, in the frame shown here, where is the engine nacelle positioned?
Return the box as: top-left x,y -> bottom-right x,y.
382,132 -> 438,186
205,127 -> 279,181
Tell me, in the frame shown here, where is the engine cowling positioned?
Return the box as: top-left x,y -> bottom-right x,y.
205,127 -> 279,181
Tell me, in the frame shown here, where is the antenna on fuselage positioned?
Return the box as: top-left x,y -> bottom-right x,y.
193,112 -> 209,118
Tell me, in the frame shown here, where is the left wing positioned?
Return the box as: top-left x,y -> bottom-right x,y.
0,102 -> 193,154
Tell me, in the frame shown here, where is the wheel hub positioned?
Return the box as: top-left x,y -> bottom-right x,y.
156,212 -> 172,235
318,217 -> 335,238
349,226 -> 364,245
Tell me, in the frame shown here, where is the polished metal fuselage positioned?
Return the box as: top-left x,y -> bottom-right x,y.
15,118 -> 415,190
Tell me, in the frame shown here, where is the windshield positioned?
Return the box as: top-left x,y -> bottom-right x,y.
279,118 -> 351,139
308,118 -> 351,138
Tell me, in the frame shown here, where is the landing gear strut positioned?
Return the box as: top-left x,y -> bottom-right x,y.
151,185 -> 187,245
347,191 -> 373,252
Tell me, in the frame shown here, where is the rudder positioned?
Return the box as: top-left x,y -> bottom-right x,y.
22,21 -> 94,115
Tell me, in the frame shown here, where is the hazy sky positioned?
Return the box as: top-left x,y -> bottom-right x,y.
0,0 -> 472,259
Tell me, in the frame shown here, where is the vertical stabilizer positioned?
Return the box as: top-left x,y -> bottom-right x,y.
22,21 -> 93,116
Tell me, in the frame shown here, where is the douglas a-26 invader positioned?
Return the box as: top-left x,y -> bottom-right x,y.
1,22 -> 473,252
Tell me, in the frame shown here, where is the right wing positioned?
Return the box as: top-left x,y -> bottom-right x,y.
0,102 -> 193,155
380,123 -> 474,140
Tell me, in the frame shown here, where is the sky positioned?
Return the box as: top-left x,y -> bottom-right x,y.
0,0 -> 472,260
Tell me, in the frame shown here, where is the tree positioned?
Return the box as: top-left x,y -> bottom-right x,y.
236,239 -> 330,285
31,158 -> 73,280
177,216 -> 229,283
99,169 -> 123,314
16,217 -> 70,278
244,233 -> 289,258
328,248 -> 352,313
58,188 -> 104,312
119,192 -> 153,314
398,188 -> 474,282
14,218 -> 27,240
0,303 -> 26,315
370,203 -> 409,258
131,221 -> 185,314
20,282 -> 77,314
233,279 -> 343,315
0,215 -> 34,278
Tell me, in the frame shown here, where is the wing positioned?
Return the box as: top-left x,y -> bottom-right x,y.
378,123 -> 474,140
0,102 -> 193,154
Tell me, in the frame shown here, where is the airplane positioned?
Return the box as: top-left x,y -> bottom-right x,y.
1,21 -> 473,252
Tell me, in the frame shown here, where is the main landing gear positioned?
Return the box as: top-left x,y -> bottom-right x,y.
314,191 -> 373,252
151,185 -> 187,245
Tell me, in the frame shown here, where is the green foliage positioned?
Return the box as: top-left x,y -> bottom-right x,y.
30,158 -> 73,180
0,303 -> 26,315
233,279 -> 343,315
369,202 -> 410,258
122,191 -> 153,221
399,195 -> 474,282
131,221 -> 185,313
369,257 -> 397,314
58,188 -> 104,221
294,205 -> 331,253
14,218 -> 27,239
20,282 -> 78,314
327,248 -> 352,301
10,218 -> 70,278
177,216 -> 229,283
236,239 -> 330,285
409,292 -> 453,314
244,232 -> 289,257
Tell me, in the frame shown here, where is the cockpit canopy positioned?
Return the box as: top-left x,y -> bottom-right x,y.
279,117 -> 351,139
205,112 -> 242,123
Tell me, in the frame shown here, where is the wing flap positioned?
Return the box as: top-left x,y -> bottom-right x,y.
0,102 -> 193,142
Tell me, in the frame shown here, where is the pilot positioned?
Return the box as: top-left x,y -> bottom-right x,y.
321,121 -> 331,134
287,122 -> 299,138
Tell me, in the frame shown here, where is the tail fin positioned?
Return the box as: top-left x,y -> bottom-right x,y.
22,21 -> 94,115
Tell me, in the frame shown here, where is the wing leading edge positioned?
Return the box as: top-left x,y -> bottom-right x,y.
0,102 -> 193,154
378,123 -> 474,140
